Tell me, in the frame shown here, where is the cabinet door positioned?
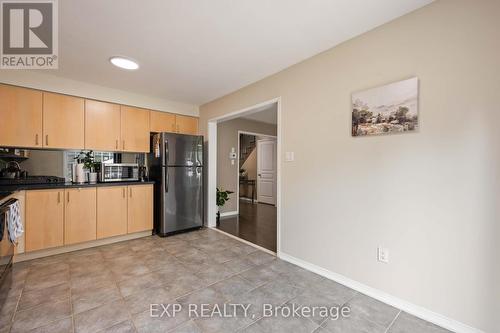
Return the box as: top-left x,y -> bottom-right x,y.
127,185 -> 153,233
97,186 -> 127,239
85,100 -> 121,151
175,115 -> 198,135
25,189 -> 64,252
0,84 -> 42,148
43,92 -> 85,149
120,106 -> 150,152
150,110 -> 176,133
64,188 -> 97,245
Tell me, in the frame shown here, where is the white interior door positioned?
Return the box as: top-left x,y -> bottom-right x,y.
257,138 -> 277,205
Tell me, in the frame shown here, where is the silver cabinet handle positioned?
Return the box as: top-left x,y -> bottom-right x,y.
122,187 -> 125,198
116,140 -> 118,149
35,134 -> 39,145
45,135 -> 48,146
122,140 -> 125,150
57,191 -> 60,203
129,187 -> 132,198
67,191 -> 70,203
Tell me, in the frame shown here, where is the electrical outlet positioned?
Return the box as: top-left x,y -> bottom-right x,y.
378,247 -> 389,263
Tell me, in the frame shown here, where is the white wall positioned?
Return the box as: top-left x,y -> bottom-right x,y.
200,0 -> 500,331
0,71 -> 198,116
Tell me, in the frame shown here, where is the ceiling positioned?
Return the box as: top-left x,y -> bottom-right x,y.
52,0 -> 433,105
241,103 -> 278,125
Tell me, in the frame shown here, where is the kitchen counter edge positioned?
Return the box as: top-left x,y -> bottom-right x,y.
0,180 -> 155,193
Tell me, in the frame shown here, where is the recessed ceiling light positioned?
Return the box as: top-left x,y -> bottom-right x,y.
109,56 -> 139,70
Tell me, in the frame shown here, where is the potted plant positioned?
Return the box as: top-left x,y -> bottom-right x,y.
216,188 -> 233,225
75,151 -> 98,184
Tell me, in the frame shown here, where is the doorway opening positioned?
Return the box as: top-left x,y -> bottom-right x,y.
207,99 -> 281,253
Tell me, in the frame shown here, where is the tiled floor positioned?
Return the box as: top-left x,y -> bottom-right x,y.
218,201 -> 277,252
0,228 -> 451,333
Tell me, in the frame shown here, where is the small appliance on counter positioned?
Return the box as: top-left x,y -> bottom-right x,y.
72,163 -> 86,184
96,163 -> 140,182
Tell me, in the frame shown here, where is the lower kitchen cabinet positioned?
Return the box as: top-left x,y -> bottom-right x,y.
23,184 -> 152,253
97,186 -> 128,239
25,189 -> 64,252
127,184 -> 153,233
64,188 -> 97,245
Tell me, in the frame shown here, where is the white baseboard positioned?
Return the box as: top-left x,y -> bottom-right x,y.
220,210 -> 238,217
278,252 -> 483,333
239,197 -> 257,203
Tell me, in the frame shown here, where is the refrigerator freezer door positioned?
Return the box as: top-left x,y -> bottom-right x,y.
159,166 -> 203,234
163,133 -> 203,166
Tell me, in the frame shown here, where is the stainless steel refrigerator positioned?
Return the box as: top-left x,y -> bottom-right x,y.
148,133 -> 204,236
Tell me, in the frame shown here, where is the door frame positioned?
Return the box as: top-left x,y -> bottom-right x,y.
207,97 -> 282,254
237,130 -> 277,214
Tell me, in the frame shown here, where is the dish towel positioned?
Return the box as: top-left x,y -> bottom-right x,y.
7,200 -> 23,244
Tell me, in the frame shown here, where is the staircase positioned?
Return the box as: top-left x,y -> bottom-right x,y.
239,134 -> 256,168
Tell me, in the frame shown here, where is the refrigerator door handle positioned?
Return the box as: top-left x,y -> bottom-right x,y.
164,139 -> 169,166
165,167 -> 169,192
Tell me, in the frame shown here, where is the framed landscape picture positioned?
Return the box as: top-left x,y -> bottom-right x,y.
352,77 -> 419,137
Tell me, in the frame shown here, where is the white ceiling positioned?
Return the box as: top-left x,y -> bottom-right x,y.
241,103 -> 278,125
52,0 -> 433,105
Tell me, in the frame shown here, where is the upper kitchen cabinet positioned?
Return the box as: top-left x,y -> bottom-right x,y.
175,115 -> 199,135
0,84 -> 43,148
120,105 -> 150,152
150,110 -> 176,133
85,100 -> 121,151
43,92 -> 85,149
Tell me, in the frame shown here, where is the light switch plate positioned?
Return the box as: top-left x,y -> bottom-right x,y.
285,152 -> 295,162
377,247 -> 389,263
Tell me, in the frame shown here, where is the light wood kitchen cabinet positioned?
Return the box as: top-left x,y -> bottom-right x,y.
42,92 -> 85,149
120,106 -> 150,152
25,189 -> 64,252
127,184 -> 153,233
64,188 -> 97,245
0,84 -> 43,148
175,115 -> 198,135
150,110 -> 176,133
85,100 -> 121,151
97,186 -> 128,239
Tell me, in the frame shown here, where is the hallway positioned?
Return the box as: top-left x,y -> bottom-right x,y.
217,200 -> 277,252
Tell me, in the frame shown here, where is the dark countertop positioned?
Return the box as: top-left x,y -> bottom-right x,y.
0,191 -> 14,201
0,180 -> 155,193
